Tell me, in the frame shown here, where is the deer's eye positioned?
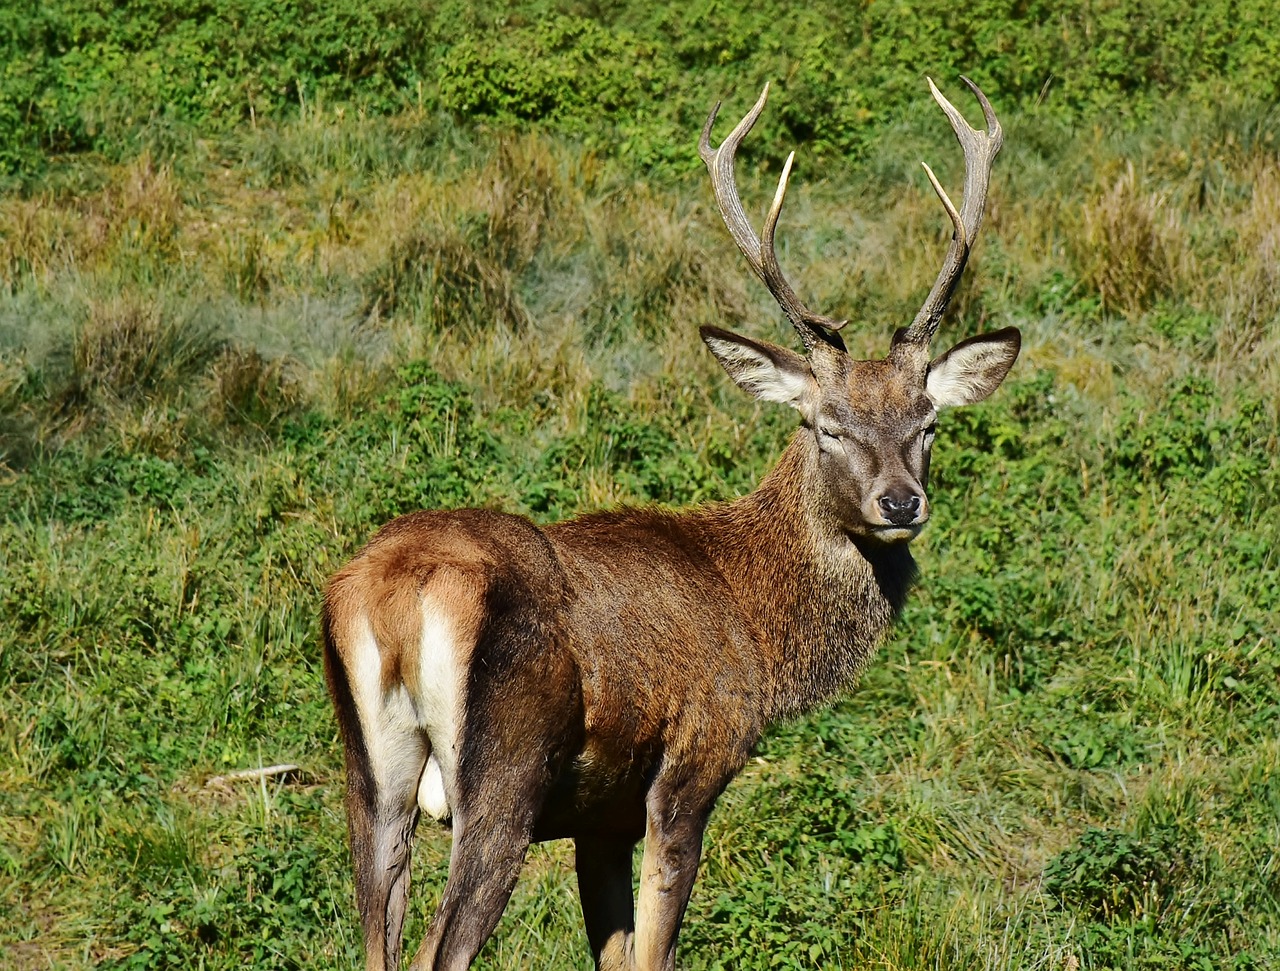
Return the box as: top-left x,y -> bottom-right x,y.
905,423 -> 936,450
816,423 -> 842,443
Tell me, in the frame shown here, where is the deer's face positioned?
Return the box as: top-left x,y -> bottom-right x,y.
809,354 -> 937,540
702,326 -> 1021,543
699,76 -> 1018,543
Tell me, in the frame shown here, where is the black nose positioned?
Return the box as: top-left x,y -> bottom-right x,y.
878,493 -> 921,526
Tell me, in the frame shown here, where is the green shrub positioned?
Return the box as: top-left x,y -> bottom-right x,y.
6,0 -> 1280,177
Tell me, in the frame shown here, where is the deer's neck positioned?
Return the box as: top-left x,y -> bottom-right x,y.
694,432 -> 917,720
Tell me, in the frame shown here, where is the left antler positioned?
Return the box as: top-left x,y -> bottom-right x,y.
699,83 -> 848,351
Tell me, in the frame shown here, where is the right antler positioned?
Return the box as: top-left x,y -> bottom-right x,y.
699,84 -> 847,351
897,77 -> 1003,358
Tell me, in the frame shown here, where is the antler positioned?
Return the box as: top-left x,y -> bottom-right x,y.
699,84 -> 847,352
899,77 -> 1003,355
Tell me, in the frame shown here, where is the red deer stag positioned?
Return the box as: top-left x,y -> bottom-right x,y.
323,77 -> 1020,971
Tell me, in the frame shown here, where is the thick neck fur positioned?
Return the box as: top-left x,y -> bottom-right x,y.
688,431 -> 917,721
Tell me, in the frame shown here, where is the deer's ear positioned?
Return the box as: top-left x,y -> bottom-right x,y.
701,326 -> 815,410
926,327 -> 1021,408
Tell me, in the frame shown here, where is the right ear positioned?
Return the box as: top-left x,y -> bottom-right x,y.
700,325 -> 816,411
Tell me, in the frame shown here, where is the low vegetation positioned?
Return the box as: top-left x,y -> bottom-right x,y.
2,3 -> 1279,969
6,0 -> 1280,180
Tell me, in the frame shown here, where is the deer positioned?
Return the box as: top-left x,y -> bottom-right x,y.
322,77 -> 1021,971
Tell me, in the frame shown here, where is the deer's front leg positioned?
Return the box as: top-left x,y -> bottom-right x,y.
576,835 -> 637,970
633,783 -> 713,971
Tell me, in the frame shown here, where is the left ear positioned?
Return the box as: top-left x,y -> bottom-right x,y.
926,327 -> 1021,408
700,325 -> 816,411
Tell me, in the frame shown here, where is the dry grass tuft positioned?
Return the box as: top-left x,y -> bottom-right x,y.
368,230 -> 533,331
1074,161 -> 1189,317
220,230 -> 275,301
579,186 -> 749,345
361,136 -> 571,332
1,154 -> 187,287
1221,160 -> 1280,341
72,297 -> 170,398
0,348 -> 32,469
89,153 -> 185,268
0,198 -> 80,287
481,136 -> 564,268
208,345 -> 304,430
61,296 -> 220,423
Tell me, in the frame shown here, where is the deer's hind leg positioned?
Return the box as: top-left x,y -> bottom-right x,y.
409,582 -> 584,971
324,607 -> 432,971
326,559 -> 482,971
346,718 -> 428,971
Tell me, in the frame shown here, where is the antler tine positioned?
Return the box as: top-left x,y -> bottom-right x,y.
900,77 -> 1003,354
700,85 -> 847,351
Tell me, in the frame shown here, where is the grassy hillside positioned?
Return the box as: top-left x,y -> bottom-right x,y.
2,4 -> 1280,970
6,0 -> 1280,178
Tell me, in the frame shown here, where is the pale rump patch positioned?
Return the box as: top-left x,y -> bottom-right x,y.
407,601 -> 464,823
349,618 -> 426,811
347,596 -> 467,818
412,598 -> 464,781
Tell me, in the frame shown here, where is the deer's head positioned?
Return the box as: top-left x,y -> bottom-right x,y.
700,80 -> 1021,542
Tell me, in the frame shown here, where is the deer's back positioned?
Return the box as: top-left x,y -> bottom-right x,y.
326,506 -> 769,840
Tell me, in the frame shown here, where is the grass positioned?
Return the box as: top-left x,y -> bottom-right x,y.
1,86 -> 1278,970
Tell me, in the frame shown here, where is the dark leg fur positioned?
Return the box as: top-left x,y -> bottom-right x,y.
576,837 -> 637,970
349,780 -> 420,971
410,596 -> 583,970
408,806 -> 535,971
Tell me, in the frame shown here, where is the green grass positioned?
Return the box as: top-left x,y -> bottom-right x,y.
2,41 -> 1280,971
